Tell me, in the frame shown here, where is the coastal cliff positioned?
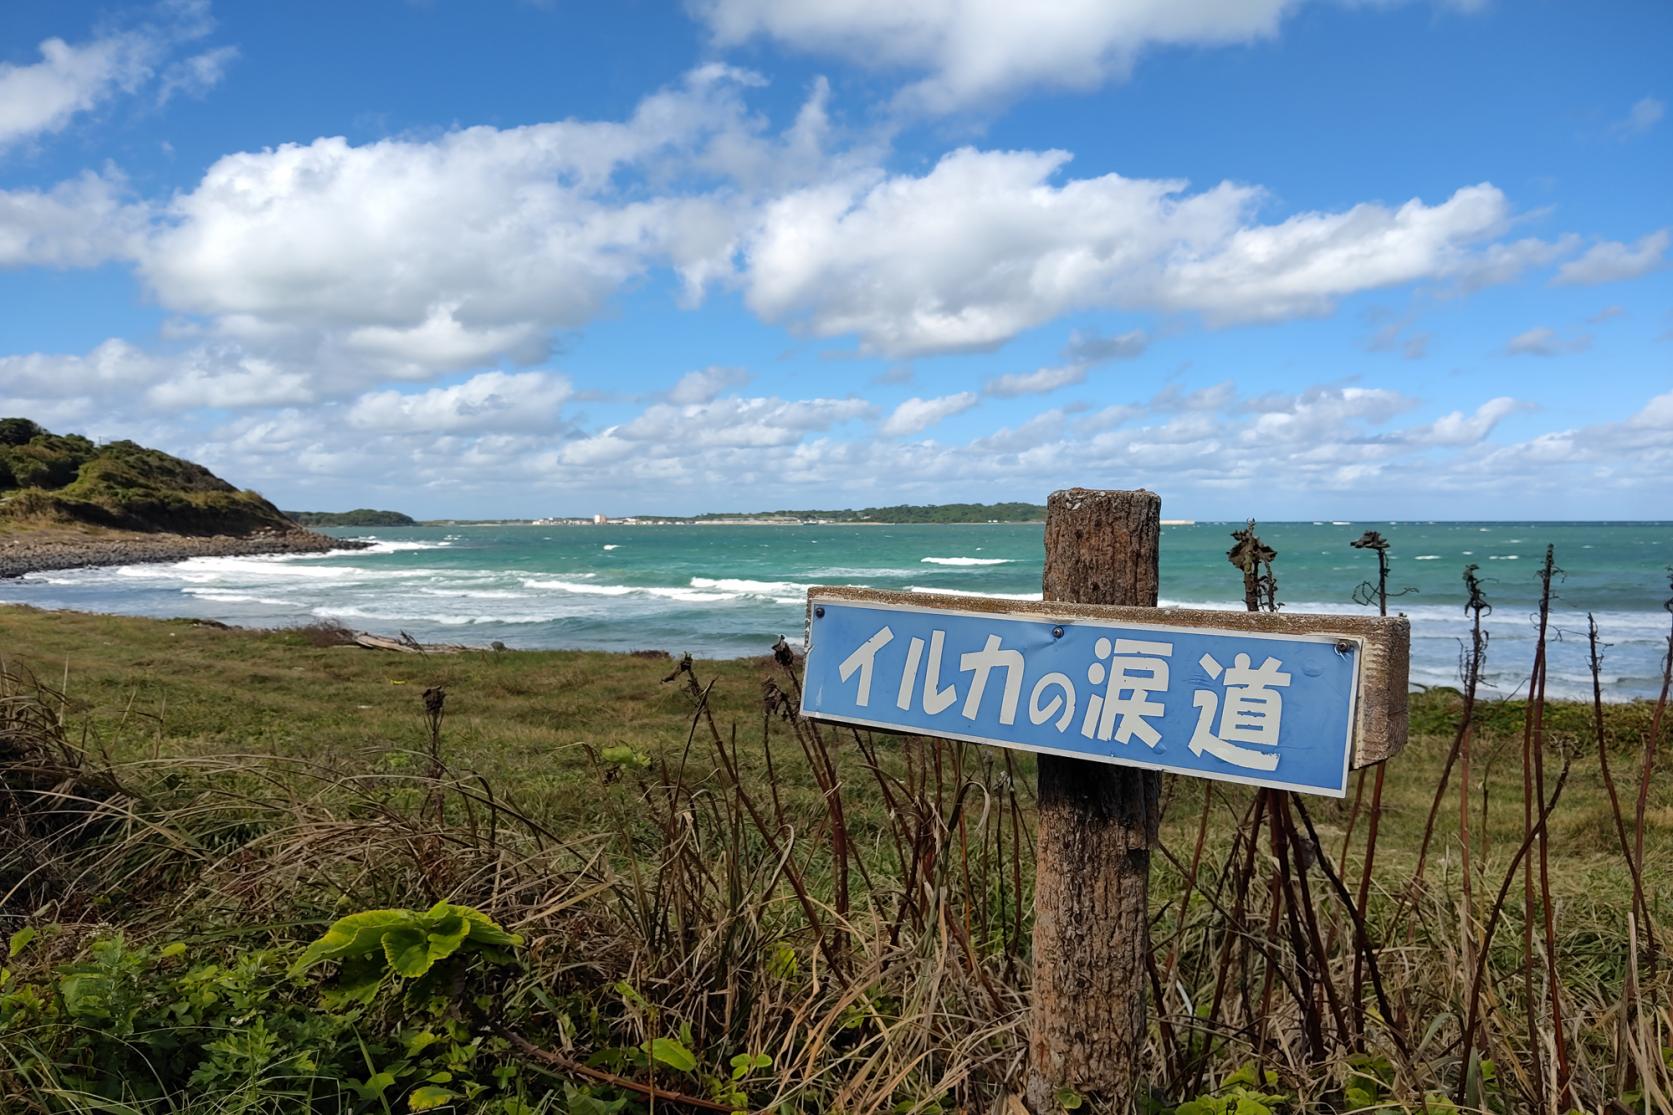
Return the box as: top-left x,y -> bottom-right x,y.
0,418 -> 364,576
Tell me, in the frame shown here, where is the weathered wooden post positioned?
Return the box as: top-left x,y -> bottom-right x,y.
1025,488 -> 1161,1112
797,488 -> 1409,1115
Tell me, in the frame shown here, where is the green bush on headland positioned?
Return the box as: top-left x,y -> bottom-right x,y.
0,418 -> 295,535
284,509 -> 417,527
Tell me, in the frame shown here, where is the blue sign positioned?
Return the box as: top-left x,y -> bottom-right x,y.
801,597 -> 1362,796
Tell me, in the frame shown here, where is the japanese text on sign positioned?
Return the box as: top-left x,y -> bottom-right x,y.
802,596 -> 1364,796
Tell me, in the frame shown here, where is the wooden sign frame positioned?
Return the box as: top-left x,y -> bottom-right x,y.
805,585 -> 1410,768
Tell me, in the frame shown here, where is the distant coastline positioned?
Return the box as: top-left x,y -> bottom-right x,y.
421,516 -> 1200,527
285,509 -> 415,527
419,501 -> 1201,527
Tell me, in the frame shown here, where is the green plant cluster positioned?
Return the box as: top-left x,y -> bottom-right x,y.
1,908 -> 534,1113
2,906 -> 796,1115
1131,1058 -> 1382,1115
0,417 -> 294,535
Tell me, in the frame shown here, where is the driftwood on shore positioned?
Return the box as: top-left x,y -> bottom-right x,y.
347,632 -> 473,655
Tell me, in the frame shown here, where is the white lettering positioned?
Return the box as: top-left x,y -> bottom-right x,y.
1029,671 -> 1077,732
838,625 -> 894,707
959,634 -> 1026,724
896,636 -> 925,711
922,629 -> 958,714
1089,637 -> 1173,747
1187,651 -> 1290,770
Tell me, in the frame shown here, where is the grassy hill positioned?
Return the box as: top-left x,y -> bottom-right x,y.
0,417 -> 296,536
284,508 -> 416,527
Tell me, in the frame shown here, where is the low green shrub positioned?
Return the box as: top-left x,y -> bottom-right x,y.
1,906 -> 535,1113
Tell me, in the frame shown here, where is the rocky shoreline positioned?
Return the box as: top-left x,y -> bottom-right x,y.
0,527 -> 370,579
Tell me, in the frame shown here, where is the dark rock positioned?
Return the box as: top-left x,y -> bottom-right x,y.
0,529 -> 370,579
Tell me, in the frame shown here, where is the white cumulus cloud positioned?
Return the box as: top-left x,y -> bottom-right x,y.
696,0 -> 1297,112
742,148 -> 1516,356
1505,326 -> 1591,356
1409,396 -> 1529,446
881,392 -> 979,435
0,339 -> 158,397
0,171 -> 151,268
0,1 -> 225,152
1610,96 -> 1665,138
132,66 -> 835,385
668,366 -> 751,404
985,365 -> 1089,397
346,371 -> 573,433
145,349 -> 316,409
618,395 -> 873,448
1551,229 -> 1669,286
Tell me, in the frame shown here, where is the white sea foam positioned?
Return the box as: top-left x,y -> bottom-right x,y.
6,522 -> 1664,698
416,587 -> 529,600
807,567 -> 913,579
602,544 -> 619,551
691,576 -> 811,596
518,578 -> 745,604
522,577 -> 634,596
119,555 -> 437,583
314,605 -> 568,626
907,586 -> 1042,600
646,587 -> 735,602
183,589 -> 295,606
349,538 -> 453,553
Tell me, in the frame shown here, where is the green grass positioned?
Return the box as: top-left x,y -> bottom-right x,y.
2,603 -> 1669,1113
2,605 -> 1664,897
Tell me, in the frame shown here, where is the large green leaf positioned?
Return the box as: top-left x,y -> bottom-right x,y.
456,905 -> 522,948
293,903 -> 522,982
7,927 -> 36,959
382,927 -> 434,978
291,910 -> 415,976
424,912 -> 472,961
641,1036 -> 697,1074
408,1084 -> 457,1111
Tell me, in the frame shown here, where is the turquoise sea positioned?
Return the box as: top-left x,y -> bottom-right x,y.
3,521 -> 1669,700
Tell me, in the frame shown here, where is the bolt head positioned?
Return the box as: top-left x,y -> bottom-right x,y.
1052,625 -> 1065,639
814,605 -> 825,618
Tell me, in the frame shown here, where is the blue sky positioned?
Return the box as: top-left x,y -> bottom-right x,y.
1,0 -> 1669,518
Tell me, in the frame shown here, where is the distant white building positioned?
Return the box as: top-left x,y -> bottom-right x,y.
593,513 -> 607,525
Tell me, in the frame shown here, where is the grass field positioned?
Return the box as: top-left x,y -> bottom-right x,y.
2,603 -> 1669,1113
